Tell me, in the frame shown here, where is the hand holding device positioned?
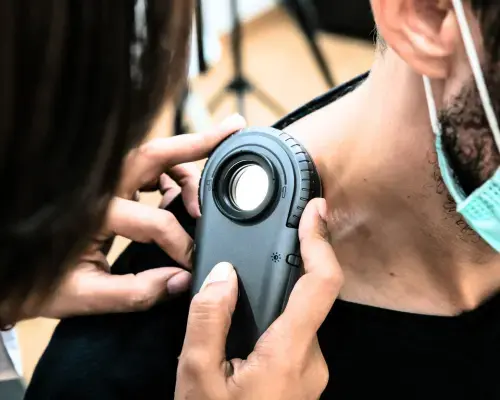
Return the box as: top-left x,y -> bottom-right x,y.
15,115 -> 246,323
177,199 -> 343,400
192,126 -> 322,358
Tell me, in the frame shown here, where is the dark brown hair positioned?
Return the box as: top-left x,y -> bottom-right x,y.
0,0 -> 193,324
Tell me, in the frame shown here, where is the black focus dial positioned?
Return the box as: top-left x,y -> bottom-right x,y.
197,128 -> 322,228
277,131 -> 322,228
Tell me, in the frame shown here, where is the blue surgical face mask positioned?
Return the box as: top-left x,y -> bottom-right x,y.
423,0 -> 500,252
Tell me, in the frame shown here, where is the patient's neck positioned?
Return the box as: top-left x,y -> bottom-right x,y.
287,50 -> 500,315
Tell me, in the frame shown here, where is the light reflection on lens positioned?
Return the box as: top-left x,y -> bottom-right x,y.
229,164 -> 269,211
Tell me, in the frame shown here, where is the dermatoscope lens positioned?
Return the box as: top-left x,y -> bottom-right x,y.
229,164 -> 269,211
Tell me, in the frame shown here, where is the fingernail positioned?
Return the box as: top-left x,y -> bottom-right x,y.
201,262 -> 234,291
220,114 -> 246,131
167,271 -> 192,296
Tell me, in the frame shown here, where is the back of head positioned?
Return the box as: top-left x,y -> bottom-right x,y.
0,0 -> 193,324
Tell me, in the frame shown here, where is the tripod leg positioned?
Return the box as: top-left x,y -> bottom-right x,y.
207,86 -> 247,117
284,0 -> 335,87
236,92 -> 245,118
174,86 -> 189,135
207,0 -> 247,117
207,0 -> 289,118
230,0 -> 246,117
195,0 -> 209,74
251,85 -> 288,116
207,87 -> 229,114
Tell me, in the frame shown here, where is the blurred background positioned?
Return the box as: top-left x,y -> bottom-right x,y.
15,0 -> 376,383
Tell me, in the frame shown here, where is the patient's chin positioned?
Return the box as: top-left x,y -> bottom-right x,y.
440,120 -> 499,195
439,65 -> 500,195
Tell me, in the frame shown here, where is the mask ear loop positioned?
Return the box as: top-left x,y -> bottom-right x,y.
422,76 -> 442,137
451,0 -> 500,153
423,75 -> 466,201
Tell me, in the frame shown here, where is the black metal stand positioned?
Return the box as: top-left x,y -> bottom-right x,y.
173,87 -> 188,136
283,0 -> 335,88
173,0 -> 335,134
173,0 -> 208,136
207,0 -> 286,118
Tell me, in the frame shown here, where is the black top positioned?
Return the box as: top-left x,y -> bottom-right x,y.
25,194 -> 500,399
0,379 -> 25,400
25,73 -> 500,398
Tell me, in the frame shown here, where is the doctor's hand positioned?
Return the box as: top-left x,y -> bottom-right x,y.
17,114 -> 246,322
175,198 -> 343,400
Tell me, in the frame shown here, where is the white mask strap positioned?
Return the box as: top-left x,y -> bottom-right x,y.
422,76 -> 442,137
451,0 -> 500,152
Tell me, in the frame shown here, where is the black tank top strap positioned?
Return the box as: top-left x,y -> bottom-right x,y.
272,71 -> 370,130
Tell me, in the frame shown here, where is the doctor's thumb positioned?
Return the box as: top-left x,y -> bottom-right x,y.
298,198 -> 343,281
182,262 -> 239,364
299,198 -> 330,245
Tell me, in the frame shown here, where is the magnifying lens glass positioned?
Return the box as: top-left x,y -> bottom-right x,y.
229,164 -> 270,211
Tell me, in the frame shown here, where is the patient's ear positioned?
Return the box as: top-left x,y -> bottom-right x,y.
370,0 -> 464,78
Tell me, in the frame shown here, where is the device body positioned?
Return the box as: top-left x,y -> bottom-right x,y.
192,127 -> 322,359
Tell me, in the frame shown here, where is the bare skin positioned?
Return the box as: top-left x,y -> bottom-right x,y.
6,114 -> 247,324
285,1 -> 500,316
176,2 -> 500,397
175,2 -> 500,396
16,1 -> 500,398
